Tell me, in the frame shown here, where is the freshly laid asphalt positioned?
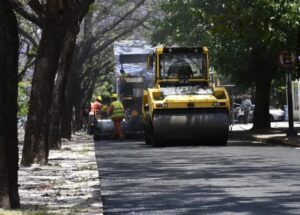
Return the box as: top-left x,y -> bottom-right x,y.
95,121 -> 300,215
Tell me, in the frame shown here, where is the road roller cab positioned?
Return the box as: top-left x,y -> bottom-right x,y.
143,47 -> 230,146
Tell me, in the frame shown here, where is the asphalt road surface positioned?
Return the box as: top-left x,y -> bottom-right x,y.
95,138 -> 300,215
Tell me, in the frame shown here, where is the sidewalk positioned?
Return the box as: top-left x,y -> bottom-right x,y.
0,131 -> 103,215
230,121 -> 300,147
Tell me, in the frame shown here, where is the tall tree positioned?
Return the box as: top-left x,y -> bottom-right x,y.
48,1 -> 93,149
152,0 -> 300,129
19,0 -> 94,165
61,0 -> 150,138
0,0 -> 20,209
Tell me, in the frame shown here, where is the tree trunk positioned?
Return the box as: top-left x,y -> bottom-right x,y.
48,0 -> 94,145
60,90 -> 73,139
74,81 -> 83,131
21,24 -> 66,165
48,29 -> 78,149
252,45 -> 274,130
0,1 -> 20,208
252,71 -> 272,129
21,0 -> 95,164
297,28 -> 300,69
60,49 -> 79,139
61,51 -> 85,136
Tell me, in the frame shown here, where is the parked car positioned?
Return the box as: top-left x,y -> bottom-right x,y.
233,103 -> 243,123
233,104 -> 284,123
233,103 -> 254,123
269,106 -> 285,121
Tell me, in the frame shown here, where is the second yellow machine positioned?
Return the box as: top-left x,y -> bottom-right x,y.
143,47 -> 230,146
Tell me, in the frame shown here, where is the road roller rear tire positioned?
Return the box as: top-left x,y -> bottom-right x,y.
150,133 -> 163,147
144,113 -> 152,145
145,131 -> 151,145
210,135 -> 228,146
215,139 -> 227,146
150,125 -> 163,147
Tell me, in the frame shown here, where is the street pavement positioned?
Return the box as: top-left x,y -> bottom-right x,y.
8,121 -> 300,215
95,121 -> 300,214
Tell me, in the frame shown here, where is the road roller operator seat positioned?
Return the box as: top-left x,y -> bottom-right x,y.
168,60 -> 193,78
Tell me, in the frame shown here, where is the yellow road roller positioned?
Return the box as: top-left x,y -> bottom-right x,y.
143,47 -> 230,146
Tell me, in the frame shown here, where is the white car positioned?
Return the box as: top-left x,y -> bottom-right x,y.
269,106 -> 285,121
233,104 -> 284,123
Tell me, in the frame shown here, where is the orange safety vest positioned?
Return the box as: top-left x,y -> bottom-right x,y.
89,101 -> 102,115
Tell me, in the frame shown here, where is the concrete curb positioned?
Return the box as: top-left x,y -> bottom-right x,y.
230,130 -> 300,147
266,136 -> 300,147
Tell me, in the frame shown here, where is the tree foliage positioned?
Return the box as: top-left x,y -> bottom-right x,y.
152,0 -> 300,129
17,81 -> 30,117
61,0 -> 151,133
153,0 -> 300,84
12,0 -> 151,152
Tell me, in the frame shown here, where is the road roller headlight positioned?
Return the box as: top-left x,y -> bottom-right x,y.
155,103 -> 168,108
213,102 -> 226,106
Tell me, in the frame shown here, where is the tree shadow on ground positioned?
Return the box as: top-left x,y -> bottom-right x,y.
95,140 -> 300,215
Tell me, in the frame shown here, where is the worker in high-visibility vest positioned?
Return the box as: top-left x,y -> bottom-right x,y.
101,104 -> 109,119
87,96 -> 102,134
109,93 -> 125,140
89,96 -> 102,117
